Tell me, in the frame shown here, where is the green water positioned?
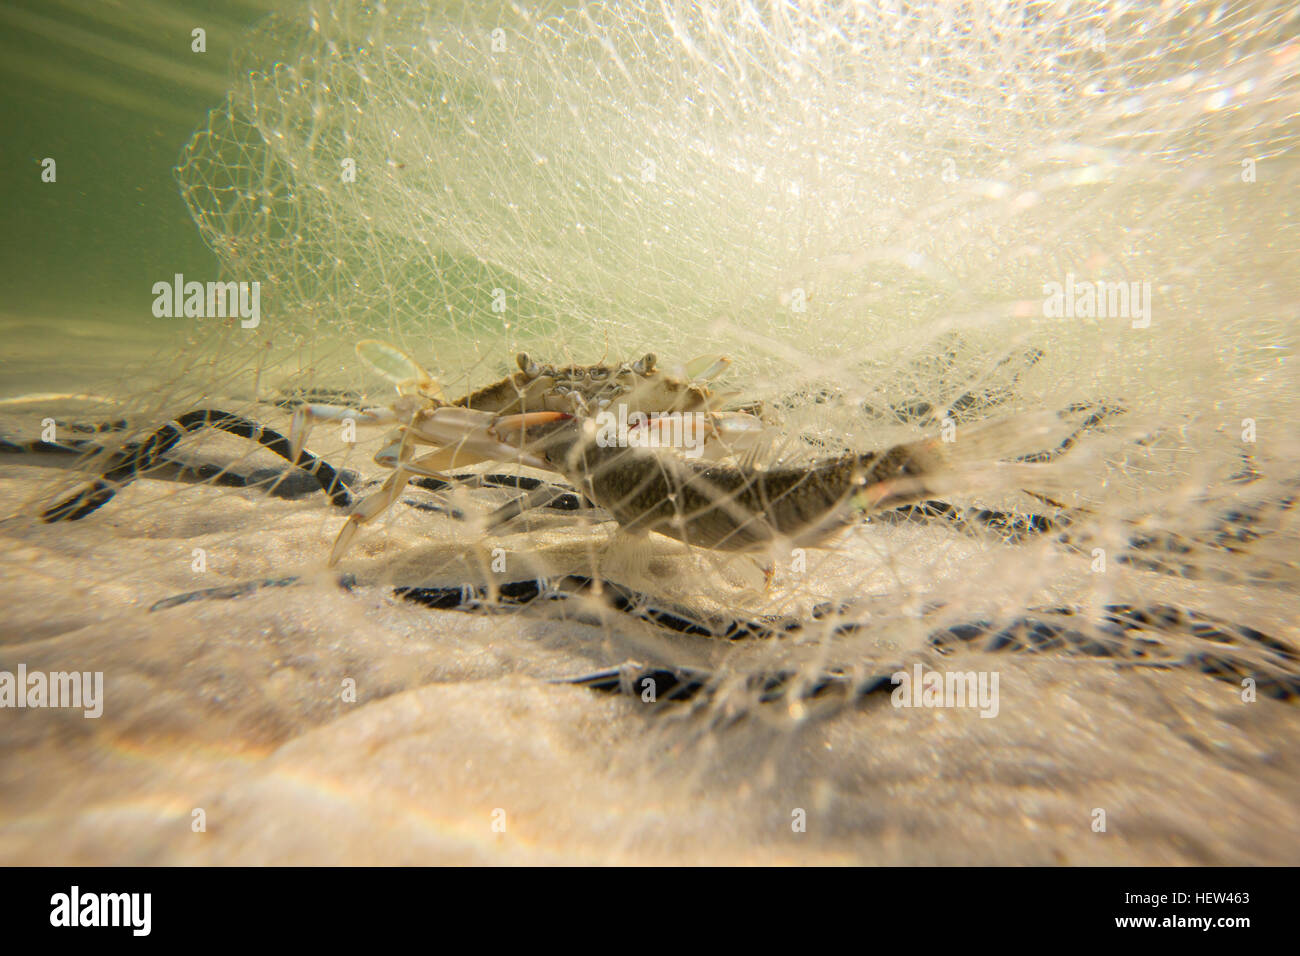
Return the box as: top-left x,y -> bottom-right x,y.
0,0 -> 275,325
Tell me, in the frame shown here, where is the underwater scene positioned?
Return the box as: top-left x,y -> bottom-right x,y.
1,0 -> 1298,868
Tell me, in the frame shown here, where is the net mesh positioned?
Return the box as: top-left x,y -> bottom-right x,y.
19,0 -> 1300,719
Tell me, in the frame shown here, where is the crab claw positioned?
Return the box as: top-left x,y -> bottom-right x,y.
404,406 -> 495,444
406,407 -> 551,470
490,411 -> 575,453
701,410 -> 771,462
490,410 -> 572,437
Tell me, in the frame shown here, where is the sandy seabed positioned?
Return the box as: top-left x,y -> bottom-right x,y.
1,458 -> 1298,860
0,315 -> 1297,866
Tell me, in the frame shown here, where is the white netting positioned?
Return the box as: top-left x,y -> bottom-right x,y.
28,0 -> 1300,708
5,0 -> 1300,866
174,1 -> 1294,374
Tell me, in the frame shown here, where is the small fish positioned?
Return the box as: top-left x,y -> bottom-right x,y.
493,411 -> 1075,551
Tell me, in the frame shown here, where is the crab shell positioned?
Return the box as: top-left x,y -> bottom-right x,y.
449,352 -> 717,417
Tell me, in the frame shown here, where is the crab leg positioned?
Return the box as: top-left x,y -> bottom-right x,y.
356,339 -> 444,397
328,443 -> 490,566
329,469 -> 416,566
289,403 -> 398,462
681,355 -> 731,382
623,409 -> 768,461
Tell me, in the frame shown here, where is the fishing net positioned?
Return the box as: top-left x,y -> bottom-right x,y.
37,0 -> 1300,670
4,0 -> 1299,862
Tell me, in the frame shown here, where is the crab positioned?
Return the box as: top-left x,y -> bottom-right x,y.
287,341 -> 755,563
36,340 -> 762,559
40,340 -> 1105,582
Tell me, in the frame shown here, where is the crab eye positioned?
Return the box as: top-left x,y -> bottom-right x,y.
516,352 -> 541,379
633,353 -> 657,375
